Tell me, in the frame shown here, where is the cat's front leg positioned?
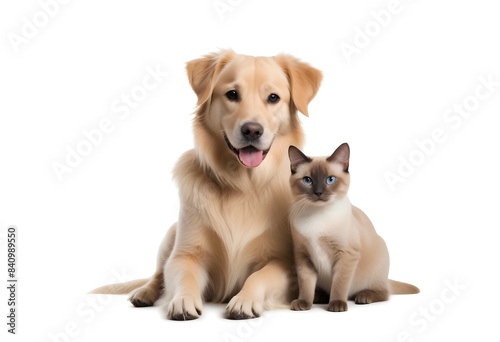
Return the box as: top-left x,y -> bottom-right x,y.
328,249 -> 360,312
291,247 -> 317,311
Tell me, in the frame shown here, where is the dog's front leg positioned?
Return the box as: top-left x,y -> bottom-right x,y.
225,259 -> 291,319
162,253 -> 207,320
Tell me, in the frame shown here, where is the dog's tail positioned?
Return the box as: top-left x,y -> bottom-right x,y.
389,279 -> 420,295
88,279 -> 148,295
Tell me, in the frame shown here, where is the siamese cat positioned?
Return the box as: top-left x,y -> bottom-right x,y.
288,143 -> 419,312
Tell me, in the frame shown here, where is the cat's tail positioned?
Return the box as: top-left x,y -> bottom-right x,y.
88,279 -> 148,294
389,279 -> 420,295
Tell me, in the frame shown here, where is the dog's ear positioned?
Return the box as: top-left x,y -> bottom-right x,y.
274,54 -> 323,116
186,49 -> 236,107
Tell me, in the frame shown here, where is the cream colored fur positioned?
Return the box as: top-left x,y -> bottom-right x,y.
288,144 -> 419,312
90,50 -> 322,320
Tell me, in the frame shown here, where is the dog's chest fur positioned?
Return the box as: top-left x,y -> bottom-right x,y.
210,184 -> 293,299
216,178 -> 291,254
175,150 -> 294,301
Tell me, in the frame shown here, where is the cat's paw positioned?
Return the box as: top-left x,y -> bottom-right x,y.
291,299 -> 312,311
225,295 -> 263,319
354,289 -> 389,304
327,300 -> 348,312
165,295 -> 202,320
354,291 -> 375,304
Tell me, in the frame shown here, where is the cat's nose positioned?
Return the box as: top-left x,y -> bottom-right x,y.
314,191 -> 322,197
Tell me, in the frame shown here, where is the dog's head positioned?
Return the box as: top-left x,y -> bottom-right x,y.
187,50 -> 322,169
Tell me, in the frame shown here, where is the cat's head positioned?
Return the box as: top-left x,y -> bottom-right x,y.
288,143 -> 350,204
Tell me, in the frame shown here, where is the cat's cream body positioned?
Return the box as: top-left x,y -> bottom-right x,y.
288,143 -> 418,312
292,198 -> 389,299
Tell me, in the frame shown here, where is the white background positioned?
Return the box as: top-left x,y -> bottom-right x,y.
1,0 -> 499,341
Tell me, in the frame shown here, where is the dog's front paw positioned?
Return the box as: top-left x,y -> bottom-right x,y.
166,296 -> 202,320
225,295 -> 263,319
291,299 -> 312,311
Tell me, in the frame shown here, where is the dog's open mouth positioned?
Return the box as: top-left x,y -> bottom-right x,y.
224,134 -> 270,168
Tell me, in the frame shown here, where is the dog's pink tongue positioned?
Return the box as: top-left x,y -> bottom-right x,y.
239,147 -> 265,167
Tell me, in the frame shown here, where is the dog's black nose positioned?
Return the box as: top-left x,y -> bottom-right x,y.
241,122 -> 263,141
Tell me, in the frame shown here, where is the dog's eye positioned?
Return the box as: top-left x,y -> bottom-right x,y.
267,93 -> 280,104
303,177 -> 313,186
225,90 -> 239,101
326,176 -> 336,185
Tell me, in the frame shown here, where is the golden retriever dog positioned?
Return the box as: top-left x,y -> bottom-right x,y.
91,50 -> 322,320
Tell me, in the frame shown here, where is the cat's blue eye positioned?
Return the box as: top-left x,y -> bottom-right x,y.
303,177 -> 313,186
326,176 -> 336,185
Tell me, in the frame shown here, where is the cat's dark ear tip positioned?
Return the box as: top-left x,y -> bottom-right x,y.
339,143 -> 350,156
341,143 -> 350,172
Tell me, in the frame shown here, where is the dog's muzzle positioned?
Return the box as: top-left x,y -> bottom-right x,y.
224,133 -> 271,168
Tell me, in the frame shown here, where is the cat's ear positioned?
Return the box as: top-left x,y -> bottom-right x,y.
288,146 -> 312,174
327,143 -> 350,172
